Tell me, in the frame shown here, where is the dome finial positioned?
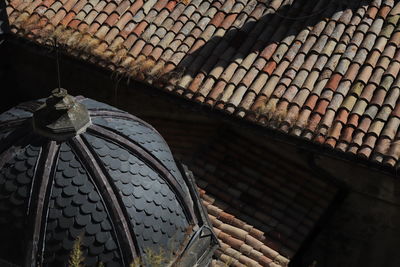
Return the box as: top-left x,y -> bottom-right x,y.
32,89 -> 91,140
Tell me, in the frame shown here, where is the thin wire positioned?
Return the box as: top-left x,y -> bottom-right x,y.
54,38 -> 62,92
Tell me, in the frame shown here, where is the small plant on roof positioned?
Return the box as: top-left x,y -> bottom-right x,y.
130,248 -> 173,267
68,236 -> 175,267
68,235 -> 84,267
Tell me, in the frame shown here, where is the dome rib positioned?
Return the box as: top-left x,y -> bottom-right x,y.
69,136 -> 139,264
88,110 -> 143,122
87,124 -> 197,224
25,140 -> 59,267
88,109 -> 160,135
44,142 -> 123,265
87,110 -> 177,173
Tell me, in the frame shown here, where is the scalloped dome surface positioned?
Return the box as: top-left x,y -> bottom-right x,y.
0,97 -> 201,266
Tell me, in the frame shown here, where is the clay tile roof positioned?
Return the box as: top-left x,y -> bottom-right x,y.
201,190 -> 289,267
147,117 -> 339,265
8,0 -> 400,170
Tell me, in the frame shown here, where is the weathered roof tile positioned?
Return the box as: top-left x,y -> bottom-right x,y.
10,0 -> 400,169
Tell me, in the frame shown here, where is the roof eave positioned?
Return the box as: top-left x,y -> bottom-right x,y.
6,34 -> 400,179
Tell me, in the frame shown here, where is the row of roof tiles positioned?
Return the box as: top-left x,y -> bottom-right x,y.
7,0 -> 400,169
147,117 -> 338,262
191,132 -> 337,259
202,189 -> 289,267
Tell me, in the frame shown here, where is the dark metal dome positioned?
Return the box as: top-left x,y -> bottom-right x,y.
0,89 -> 218,267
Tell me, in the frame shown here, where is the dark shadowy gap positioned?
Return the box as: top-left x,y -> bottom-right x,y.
1,0 -> 12,109
175,126 -> 340,257
289,152 -> 349,267
289,189 -> 348,267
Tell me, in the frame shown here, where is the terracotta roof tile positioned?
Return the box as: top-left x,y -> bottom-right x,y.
9,0 -> 400,170
152,126 -> 338,264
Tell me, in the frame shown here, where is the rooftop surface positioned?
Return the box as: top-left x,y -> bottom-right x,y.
147,117 -> 339,266
6,0 -> 400,170
0,96 -> 338,266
